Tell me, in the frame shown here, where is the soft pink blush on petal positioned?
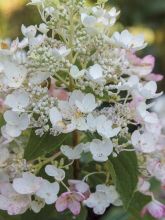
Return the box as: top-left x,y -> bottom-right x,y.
127,53 -> 155,69
129,95 -> 144,109
148,202 -> 165,218
48,78 -> 69,101
68,199 -> 81,216
55,193 -> 68,212
141,201 -> 165,219
72,192 -> 85,202
145,73 -> 164,82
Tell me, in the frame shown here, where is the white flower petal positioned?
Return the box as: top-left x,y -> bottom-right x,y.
45,165 -> 65,181
36,179 -> 59,204
13,172 -> 42,195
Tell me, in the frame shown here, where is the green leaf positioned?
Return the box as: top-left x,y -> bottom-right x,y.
24,130 -> 69,160
128,192 -> 153,220
109,150 -> 153,219
100,207 -> 131,220
21,205 -> 87,220
110,150 -> 138,209
0,211 -> 21,220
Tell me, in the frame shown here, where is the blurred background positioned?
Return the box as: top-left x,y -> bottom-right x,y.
0,0 -> 165,91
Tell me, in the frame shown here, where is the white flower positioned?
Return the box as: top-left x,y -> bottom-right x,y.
153,95 -> 165,129
0,146 -> 9,166
86,113 -> 97,132
51,46 -> 71,58
136,102 -> 159,127
111,30 -> 147,51
88,64 -> 103,80
81,13 -> 97,28
29,71 -> 50,85
13,50 -> 27,64
36,179 -> 59,204
13,172 -> 42,194
5,90 -> 29,112
0,182 -> 30,215
131,130 -> 157,153
0,60 -> 27,88
60,143 -> 84,160
84,184 -> 121,215
58,90 -> 96,131
49,107 -> 63,127
70,65 -> 85,79
96,184 -> 122,206
89,139 -> 113,162
1,125 -> 13,143
38,23 -> 49,34
139,81 -> 163,99
84,190 -> 109,215
93,6 -> 120,26
96,115 -> 120,138
28,35 -> 45,48
31,198 -> 45,213
44,7 -> 55,16
81,6 -> 119,30
18,38 -> 29,49
71,116 -> 88,131
75,92 -> 97,113
119,75 -> 140,91
4,110 -> 30,137
108,7 -> 120,17
45,165 -> 65,181
21,25 -> 37,39
50,103 -> 78,132
137,177 -> 150,194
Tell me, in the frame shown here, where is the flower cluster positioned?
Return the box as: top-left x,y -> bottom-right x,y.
0,0 -> 164,218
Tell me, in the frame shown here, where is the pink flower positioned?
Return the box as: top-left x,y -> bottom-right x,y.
55,191 -> 85,216
128,53 -> 155,70
127,53 -> 155,76
48,78 -> 69,101
127,53 -> 163,81
145,73 -> 164,82
68,180 -> 90,199
141,200 -> 165,219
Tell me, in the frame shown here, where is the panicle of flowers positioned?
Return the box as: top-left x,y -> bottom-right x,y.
0,0 -> 164,218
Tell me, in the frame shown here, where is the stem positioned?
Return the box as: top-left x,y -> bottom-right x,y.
124,91 -> 130,105
54,72 -> 69,87
72,130 -> 80,179
31,152 -> 61,174
61,180 -> 70,191
83,172 -> 106,182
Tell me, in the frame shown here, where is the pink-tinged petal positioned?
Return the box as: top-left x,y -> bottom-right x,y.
55,194 -> 68,212
142,55 -> 155,70
162,184 -> 165,190
68,199 -> 81,216
141,206 -> 148,217
68,180 -> 90,199
145,73 -> 164,82
127,53 -> 155,70
142,200 -> 165,219
73,192 -> 85,202
48,78 -> 69,101
129,95 -> 144,109
148,201 -> 165,218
